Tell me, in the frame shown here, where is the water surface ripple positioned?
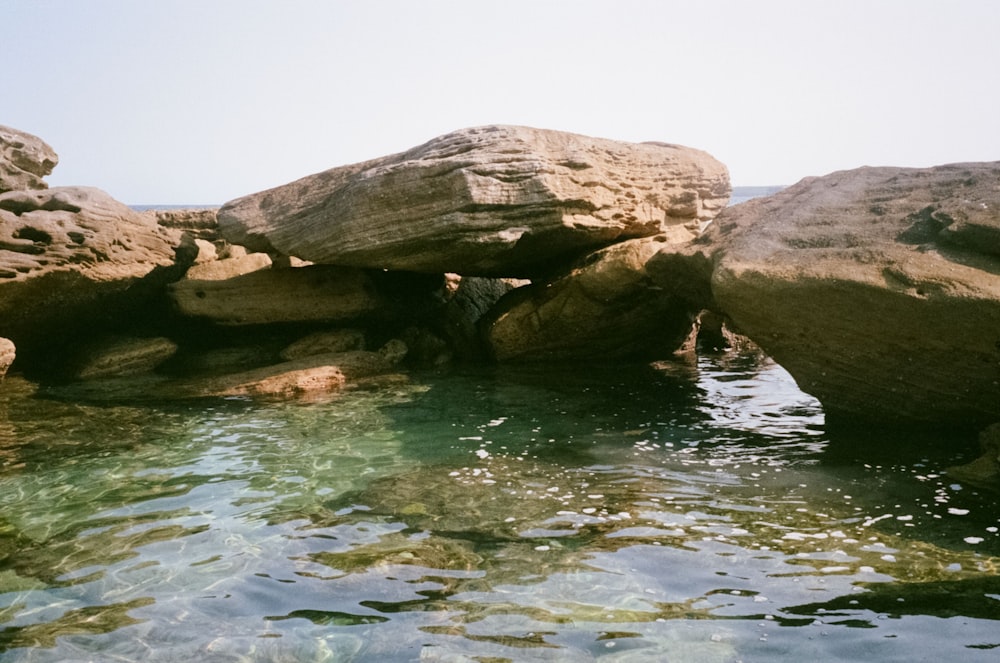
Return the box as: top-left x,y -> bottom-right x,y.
0,353 -> 998,661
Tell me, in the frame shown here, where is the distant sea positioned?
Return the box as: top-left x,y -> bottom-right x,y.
130,186 -> 787,212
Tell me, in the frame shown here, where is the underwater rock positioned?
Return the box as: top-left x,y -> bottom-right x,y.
217,125 -> 730,277
709,162 -> 1000,427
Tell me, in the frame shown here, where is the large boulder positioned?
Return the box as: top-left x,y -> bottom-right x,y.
484,235 -> 709,362
709,162 -> 1000,427
0,186 -> 194,374
217,125 -> 730,277
0,125 -> 58,193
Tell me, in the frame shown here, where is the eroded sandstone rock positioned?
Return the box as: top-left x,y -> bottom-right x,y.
709,162 -> 1000,426
75,336 -> 178,380
0,125 -> 58,193
217,125 -> 730,277
484,236 -> 707,362
168,263 -> 381,326
0,187 -> 193,374
0,337 -> 14,379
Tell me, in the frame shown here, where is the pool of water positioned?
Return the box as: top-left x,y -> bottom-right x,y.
1,351 -> 998,661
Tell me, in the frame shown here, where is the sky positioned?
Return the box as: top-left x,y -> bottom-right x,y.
3,0 -> 998,204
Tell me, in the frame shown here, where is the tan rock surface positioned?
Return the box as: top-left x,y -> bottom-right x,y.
709,162 -> 1000,426
0,125 -> 58,193
0,337 -> 14,379
0,187 -> 192,372
217,125 -> 730,277
75,336 -> 178,380
484,236 -> 704,362
168,264 -> 381,325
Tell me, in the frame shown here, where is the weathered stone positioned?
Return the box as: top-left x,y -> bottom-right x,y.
483,236 -> 705,362
0,337 -> 14,379
75,336 -> 178,380
152,208 -> 219,241
441,275 -> 530,361
167,339 -> 407,399
709,162 -> 1000,426
217,125 -> 730,277
280,329 -> 366,361
183,251 -> 272,280
0,125 -> 58,193
947,423 -> 1000,485
168,264 -> 381,325
0,186 -> 193,374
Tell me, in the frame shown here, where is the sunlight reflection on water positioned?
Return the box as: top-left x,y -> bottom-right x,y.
0,352 -> 998,661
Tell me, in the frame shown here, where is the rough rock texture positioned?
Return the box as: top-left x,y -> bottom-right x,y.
151,208 -> 219,241
280,329 -> 366,361
217,125 -> 730,277
0,337 -> 14,379
75,336 -> 178,380
0,125 -> 58,193
0,187 -> 194,373
442,275 -> 530,361
166,339 -> 407,399
484,236 -> 706,362
709,162 -> 1000,426
168,264 -> 381,325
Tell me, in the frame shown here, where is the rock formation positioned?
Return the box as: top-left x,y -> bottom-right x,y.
0,125 -> 58,193
0,186 -> 194,374
709,162 -> 1000,427
0,337 -> 14,379
217,125 -> 730,277
484,236 -> 705,362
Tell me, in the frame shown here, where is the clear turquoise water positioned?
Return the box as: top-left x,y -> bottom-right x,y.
1,352 -> 998,662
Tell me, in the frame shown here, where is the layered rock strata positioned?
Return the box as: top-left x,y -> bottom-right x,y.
217,125 -> 730,277
709,162 -> 1000,427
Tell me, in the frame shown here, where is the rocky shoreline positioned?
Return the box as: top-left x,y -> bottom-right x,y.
2,123 -> 998,480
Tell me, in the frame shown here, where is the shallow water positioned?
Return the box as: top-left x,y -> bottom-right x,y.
0,352 -> 998,662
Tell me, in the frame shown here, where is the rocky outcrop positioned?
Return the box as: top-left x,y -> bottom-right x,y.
74,336 -> 178,380
217,125 -> 730,277
0,337 -> 14,379
709,162 -> 1000,427
0,125 -> 58,193
152,208 -> 219,241
279,329 -> 366,361
0,186 -> 195,374
484,236 -> 708,362
168,263 -> 382,326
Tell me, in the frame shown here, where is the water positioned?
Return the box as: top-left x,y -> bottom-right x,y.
1,352 -> 998,662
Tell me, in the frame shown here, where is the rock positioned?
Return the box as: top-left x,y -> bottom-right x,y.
217,125 -> 730,277
166,339 -> 407,399
280,329 -> 366,360
168,263 -> 381,326
192,239 -> 218,264
483,235 -> 706,362
74,336 -> 178,380
183,251 -> 272,280
441,275 -> 530,361
0,125 -> 58,193
0,337 -> 14,379
151,208 -> 219,241
709,162 -> 1000,426
0,186 -> 194,375
947,423 -> 1000,486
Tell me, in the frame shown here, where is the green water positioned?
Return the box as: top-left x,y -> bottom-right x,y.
0,352 -> 998,662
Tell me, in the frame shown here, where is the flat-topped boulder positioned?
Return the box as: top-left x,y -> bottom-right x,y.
218,125 -> 730,277
0,125 -> 58,193
709,162 -> 1000,427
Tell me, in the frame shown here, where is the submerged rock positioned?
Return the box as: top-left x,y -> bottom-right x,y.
709,162 -> 1000,426
217,125 -> 730,277
0,125 -> 58,193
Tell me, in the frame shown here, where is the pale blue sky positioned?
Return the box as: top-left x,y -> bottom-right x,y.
3,0 -> 998,204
